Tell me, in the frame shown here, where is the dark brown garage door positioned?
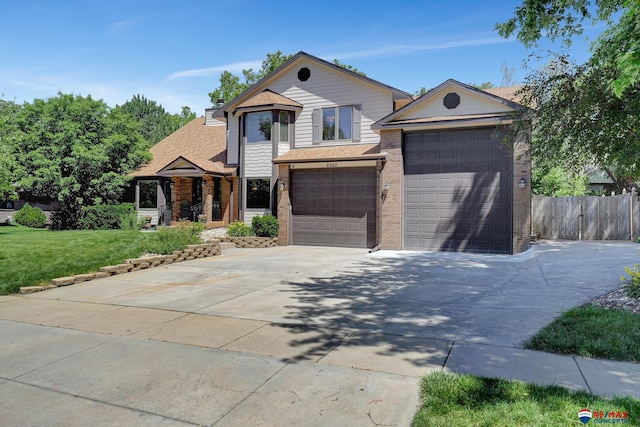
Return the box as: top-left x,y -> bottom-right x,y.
404,128 -> 512,253
291,169 -> 376,248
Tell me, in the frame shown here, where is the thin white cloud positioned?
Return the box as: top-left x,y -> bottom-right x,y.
327,38 -> 511,61
168,60 -> 262,80
109,19 -> 136,32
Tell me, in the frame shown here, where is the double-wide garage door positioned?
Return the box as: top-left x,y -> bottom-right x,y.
291,169 -> 376,248
404,128 -> 512,253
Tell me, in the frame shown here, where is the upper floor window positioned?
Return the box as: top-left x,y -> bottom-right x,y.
279,111 -> 289,143
246,111 -> 272,143
313,105 -> 361,143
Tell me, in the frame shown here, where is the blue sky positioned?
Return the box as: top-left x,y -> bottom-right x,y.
0,0 -> 603,115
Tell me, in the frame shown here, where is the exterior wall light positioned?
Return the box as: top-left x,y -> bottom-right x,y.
384,180 -> 391,190
278,179 -> 285,191
519,177 -> 527,189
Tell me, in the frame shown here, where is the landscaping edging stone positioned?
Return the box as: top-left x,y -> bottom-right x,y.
19,241 -> 221,294
219,236 -> 277,248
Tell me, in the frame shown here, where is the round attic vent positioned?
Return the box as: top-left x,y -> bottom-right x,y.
298,67 -> 311,82
443,92 -> 460,109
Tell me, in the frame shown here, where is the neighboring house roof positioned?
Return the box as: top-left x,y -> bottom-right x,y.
483,86 -> 525,105
273,143 -> 384,164
585,165 -> 614,184
222,51 -> 413,115
130,117 -> 236,177
372,79 -> 525,131
233,89 -> 303,115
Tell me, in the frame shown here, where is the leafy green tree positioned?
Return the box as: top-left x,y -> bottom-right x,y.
0,98 -> 21,201
413,87 -> 428,97
532,164 -> 589,196
496,0 -> 638,96
209,51 -> 367,105
470,82 -> 495,89
11,93 -> 151,229
332,59 -> 366,76
498,0 -> 640,191
117,94 -> 193,146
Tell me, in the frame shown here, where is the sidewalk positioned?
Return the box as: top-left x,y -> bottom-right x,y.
443,342 -> 640,398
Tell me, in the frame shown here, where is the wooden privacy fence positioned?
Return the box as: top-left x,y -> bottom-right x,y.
532,193 -> 640,241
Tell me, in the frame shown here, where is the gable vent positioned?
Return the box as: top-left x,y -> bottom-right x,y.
298,67 -> 311,82
443,92 -> 460,109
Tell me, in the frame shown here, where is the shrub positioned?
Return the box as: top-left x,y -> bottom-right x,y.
14,203 -> 47,228
252,214 -> 279,237
226,220 -> 255,237
79,203 -> 135,230
142,222 -> 204,255
621,264 -> 640,299
119,210 -> 147,230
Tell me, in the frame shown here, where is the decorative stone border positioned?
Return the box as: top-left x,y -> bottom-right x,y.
219,236 -> 278,248
20,241 -> 222,294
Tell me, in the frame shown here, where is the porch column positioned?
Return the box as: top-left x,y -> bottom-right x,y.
203,176 -> 212,226
276,164 -> 290,246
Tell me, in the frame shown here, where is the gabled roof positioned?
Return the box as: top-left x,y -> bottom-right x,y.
273,143 -> 384,164
372,79 -> 526,131
233,89 -> 303,116
130,117 -> 236,177
222,51 -> 413,114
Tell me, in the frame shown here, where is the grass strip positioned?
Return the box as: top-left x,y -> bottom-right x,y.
413,372 -> 639,426
525,305 -> 640,362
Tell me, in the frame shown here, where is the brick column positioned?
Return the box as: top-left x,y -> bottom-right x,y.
276,164 -> 290,246
512,134 -> 531,254
380,129 -> 403,250
203,176 -> 212,226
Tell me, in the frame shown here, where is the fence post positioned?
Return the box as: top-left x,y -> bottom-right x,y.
578,199 -> 583,241
631,188 -> 635,241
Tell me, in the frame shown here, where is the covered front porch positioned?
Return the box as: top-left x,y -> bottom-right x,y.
135,174 -> 238,229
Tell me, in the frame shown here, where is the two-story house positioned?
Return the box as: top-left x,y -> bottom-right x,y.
219,52 -> 530,254
133,51 -> 530,254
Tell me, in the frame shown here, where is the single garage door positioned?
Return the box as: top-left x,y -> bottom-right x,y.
291,169 -> 376,248
404,128 -> 512,253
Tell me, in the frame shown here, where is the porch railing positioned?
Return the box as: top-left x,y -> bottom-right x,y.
190,202 -> 204,222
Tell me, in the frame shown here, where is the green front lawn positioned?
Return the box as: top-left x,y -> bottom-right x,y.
0,225 -> 149,295
525,305 -> 640,362
413,372 -> 638,426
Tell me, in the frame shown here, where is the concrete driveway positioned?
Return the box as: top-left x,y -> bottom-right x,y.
1,240 -> 639,426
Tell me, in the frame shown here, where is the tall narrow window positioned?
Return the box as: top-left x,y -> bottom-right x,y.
139,180 -> 157,209
279,111 -> 289,142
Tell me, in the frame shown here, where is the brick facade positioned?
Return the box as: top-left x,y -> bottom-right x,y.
379,130 -> 403,250
169,176 -> 238,228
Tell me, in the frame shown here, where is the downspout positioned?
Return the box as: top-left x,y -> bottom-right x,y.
225,175 -> 234,223
369,159 -> 383,253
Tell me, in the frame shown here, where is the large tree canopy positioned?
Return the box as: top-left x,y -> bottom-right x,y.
498,0 -> 640,190
208,51 -> 367,105
0,98 -> 21,201
9,93 -> 151,228
116,95 -> 195,146
496,0 -> 639,96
